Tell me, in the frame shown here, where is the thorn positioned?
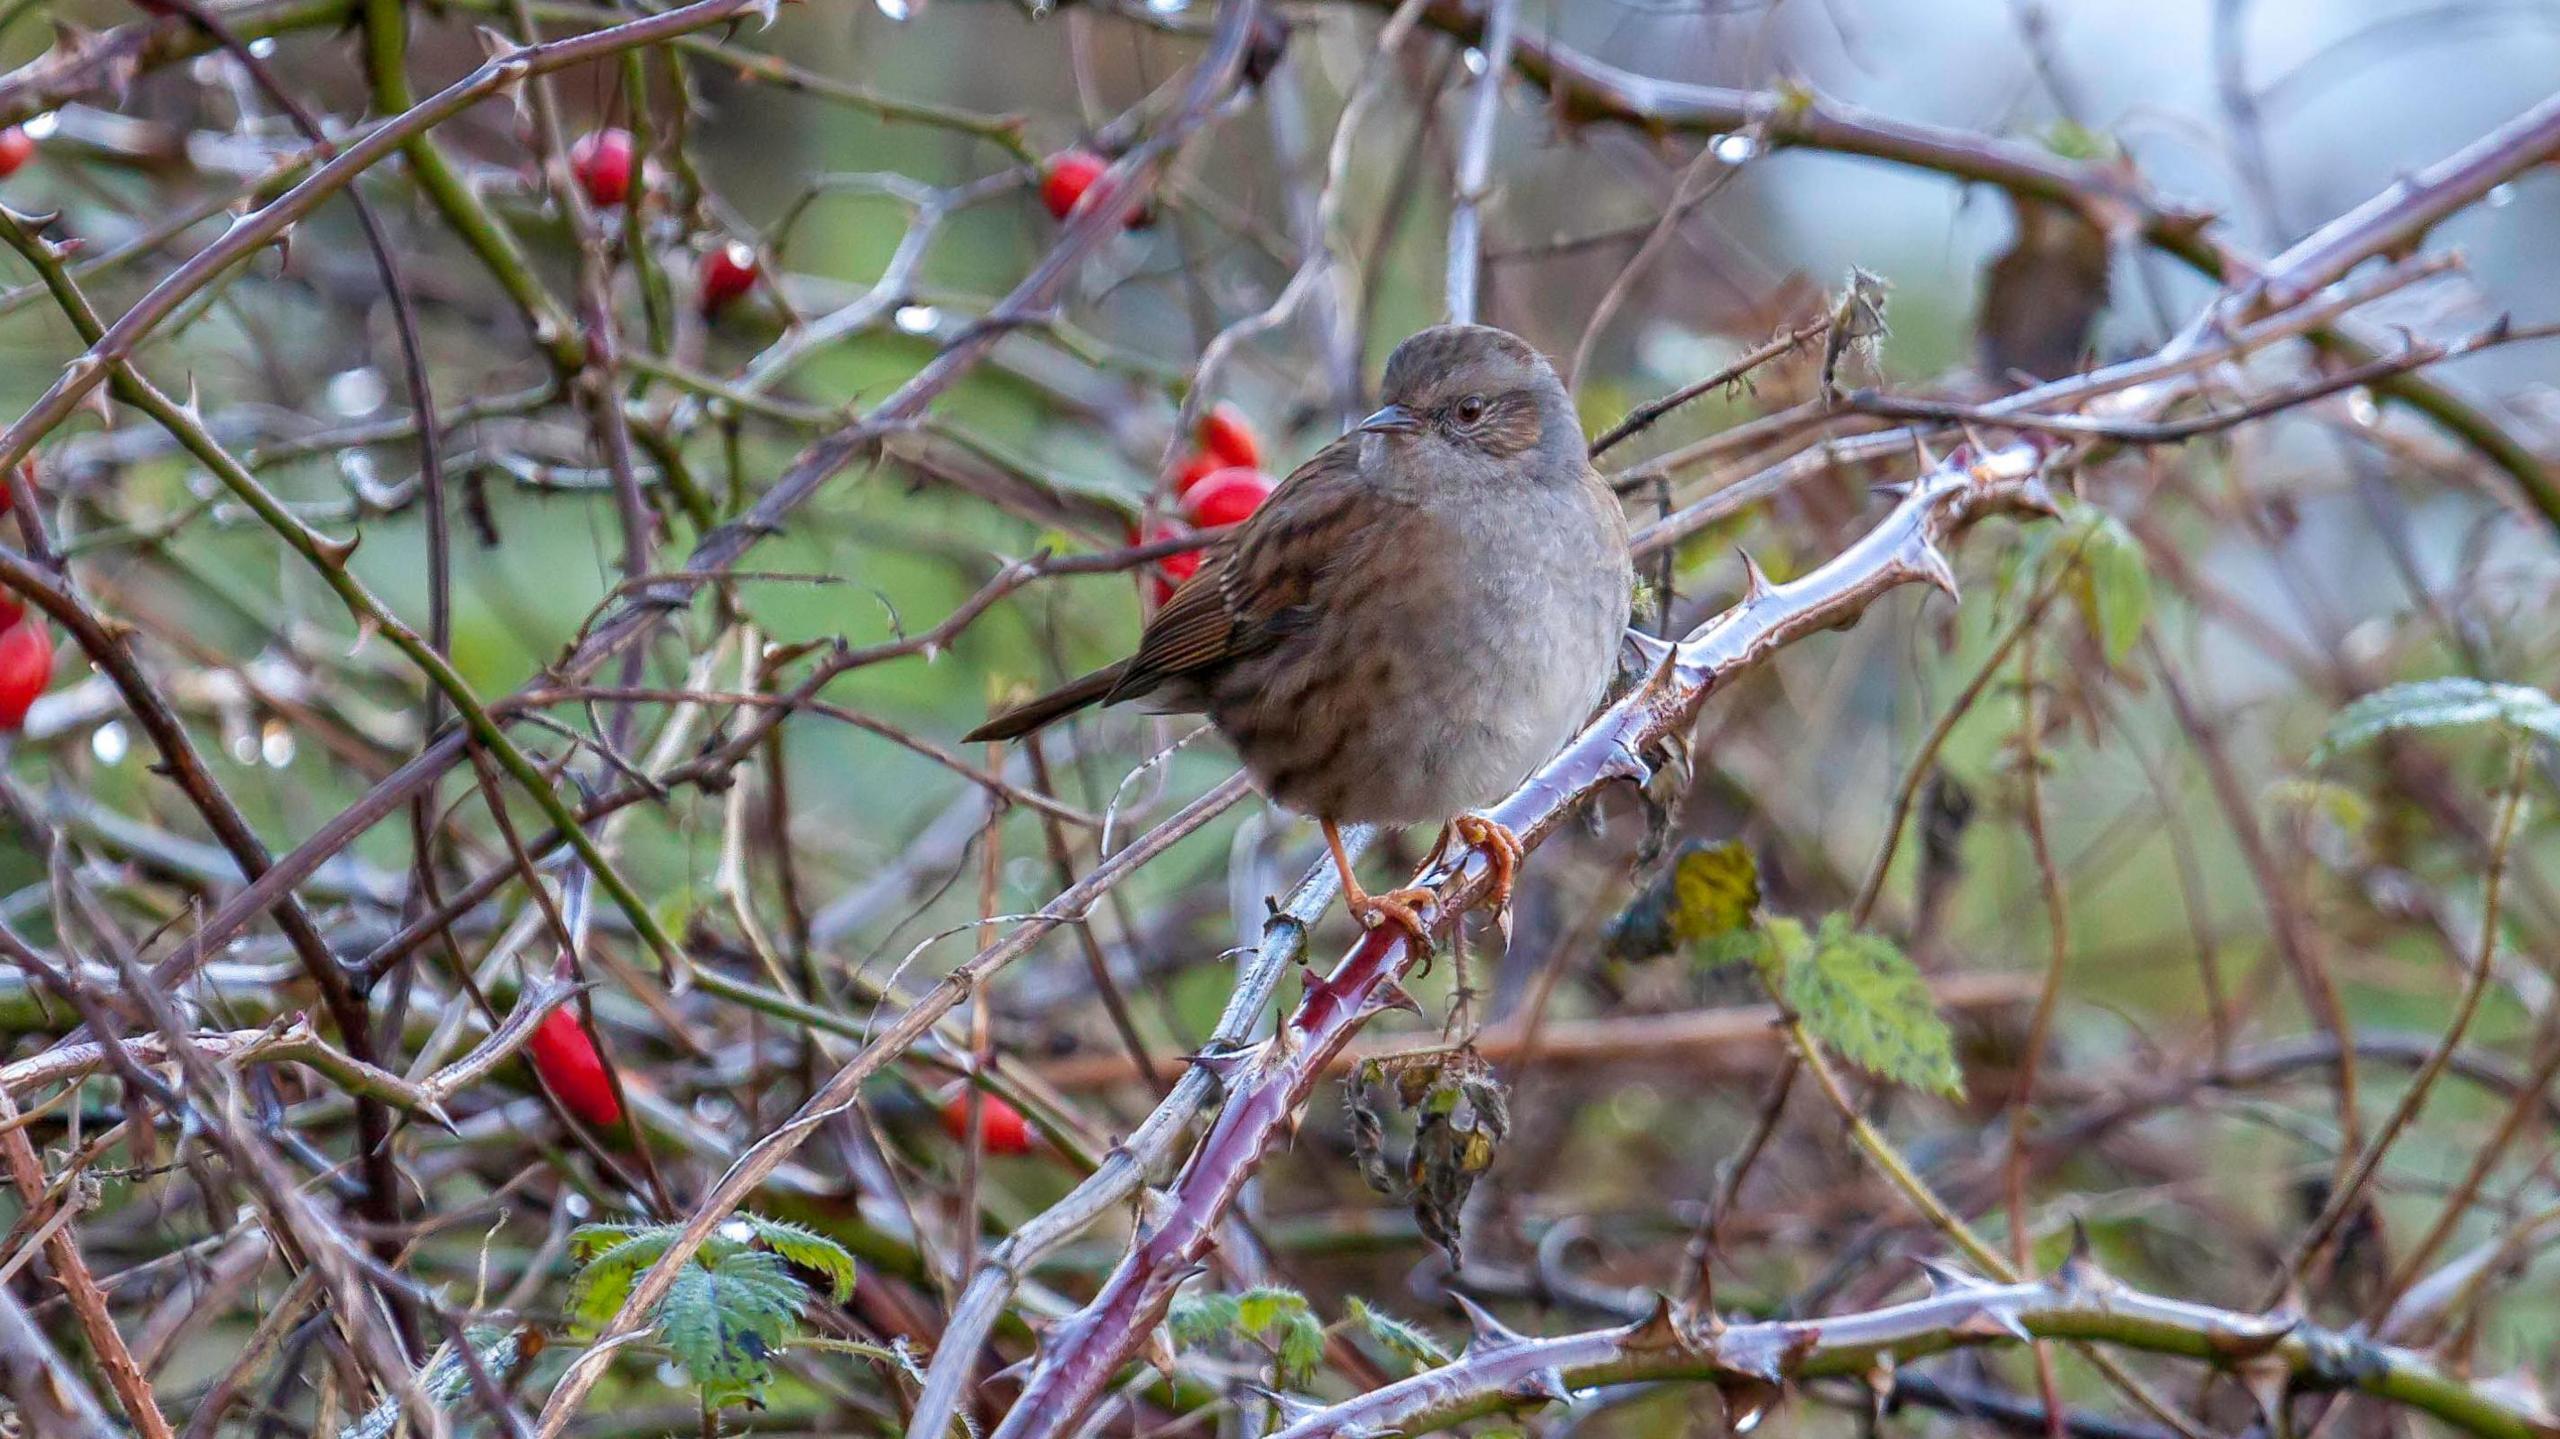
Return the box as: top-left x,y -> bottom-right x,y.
1512,1367 -> 1571,1405
1870,479 -> 1917,502
1624,1294 -> 1689,1352
1716,1375 -> 1785,1435
1975,1303 -> 2033,1343
1246,1386 -> 1324,1426
2055,1217 -> 2115,1294
1915,1257 -> 1994,1296
1621,627 -> 1675,672
1365,979 -> 1425,1019
314,529 -> 360,568
1450,1293 -> 1530,1354
2007,471 -> 2068,514
1736,548 -> 1772,601
1911,543 -> 1960,603
1181,1043 -> 1256,1081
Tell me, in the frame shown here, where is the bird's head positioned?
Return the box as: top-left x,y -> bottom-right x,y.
1360,324 -> 1580,474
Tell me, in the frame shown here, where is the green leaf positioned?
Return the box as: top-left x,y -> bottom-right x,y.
658,1250 -> 806,1408
569,1228 -> 686,1331
1168,1292 -> 1240,1347
1780,916 -> 1963,1097
2069,510 -> 2150,666
1274,1310 -> 1325,1387
1235,1286 -> 1307,1335
1346,1297 -> 1450,1372
1692,927 -> 1768,974
2316,678 -> 2560,761
742,1215 -> 859,1301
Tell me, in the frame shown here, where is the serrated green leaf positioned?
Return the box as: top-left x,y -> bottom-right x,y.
658,1250 -> 806,1408
569,1229 -> 685,1331
1168,1293 -> 1240,1347
1782,916 -> 1962,1097
1274,1311 -> 1326,1387
742,1215 -> 858,1301
1346,1298 -> 1450,1372
2315,678 -> 2560,761
568,1220 -> 662,1261
1753,916 -> 1810,986
1692,928 -> 1768,974
1235,1286 -> 1307,1335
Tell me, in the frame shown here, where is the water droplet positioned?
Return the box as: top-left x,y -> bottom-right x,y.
229,732 -> 259,765
326,367 -> 387,417
874,0 -> 912,19
563,1191 -> 592,1218
718,1219 -> 755,1242
1711,132 -> 1758,164
1733,1405 -> 1767,1434
2487,183 -> 2516,208
2347,387 -> 2381,427
1145,0 -> 1189,12
893,303 -> 940,335
21,113 -> 57,141
91,722 -> 128,766
260,720 -> 295,768
1461,47 -> 1488,75
248,37 -> 278,58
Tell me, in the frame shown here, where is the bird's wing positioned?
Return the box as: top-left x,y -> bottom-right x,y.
1102,434 -> 1367,704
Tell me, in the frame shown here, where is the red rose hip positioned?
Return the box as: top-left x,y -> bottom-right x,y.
699,240 -> 759,315
1169,451 -> 1223,499
1180,468 -> 1273,529
526,1007 -> 623,1128
1197,403 -> 1262,470
939,1089 -> 1034,1156
0,621 -> 50,730
0,128 -> 33,180
568,128 -> 634,208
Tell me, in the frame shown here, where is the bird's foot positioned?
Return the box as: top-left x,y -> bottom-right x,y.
1348,885 -> 1437,954
1451,814 -> 1523,915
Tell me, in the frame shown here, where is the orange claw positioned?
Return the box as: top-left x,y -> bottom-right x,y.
1349,886 -> 1437,952
1451,814 -> 1523,915
1322,820 -> 1438,953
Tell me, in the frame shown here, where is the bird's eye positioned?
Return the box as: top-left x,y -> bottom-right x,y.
1454,394 -> 1488,425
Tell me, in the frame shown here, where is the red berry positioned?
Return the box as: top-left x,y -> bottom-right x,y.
0,128 -> 31,180
568,128 -> 634,208
699,240 -> 759,316
1169,451 -> 1223,498
1143,520 -> 1203,607
0,621 -> 50,730
938,1090 -> 1034,1156
1147,520 -> 1204,582
1197,403 -> 1262,470
1040,149 -> 1147,228
526,1007 -> 623,1129
1181,467 -> 1272,529
1040,150 -> 1107,221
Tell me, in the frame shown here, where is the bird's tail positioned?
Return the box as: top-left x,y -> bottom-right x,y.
963,662 -> 1131,743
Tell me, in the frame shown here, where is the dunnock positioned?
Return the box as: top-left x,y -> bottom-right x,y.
969,324 -> 1632,943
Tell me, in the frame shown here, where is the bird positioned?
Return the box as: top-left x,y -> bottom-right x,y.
967,324 -> 1633,947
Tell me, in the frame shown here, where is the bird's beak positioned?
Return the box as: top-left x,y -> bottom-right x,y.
1357,402 -> 1421,435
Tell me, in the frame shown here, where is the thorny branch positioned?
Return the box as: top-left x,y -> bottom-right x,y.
0,5 -> 2552,1439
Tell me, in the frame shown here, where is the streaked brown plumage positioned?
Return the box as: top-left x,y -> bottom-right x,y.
969,324 -> 1632,942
